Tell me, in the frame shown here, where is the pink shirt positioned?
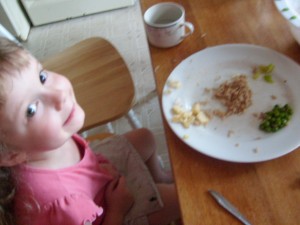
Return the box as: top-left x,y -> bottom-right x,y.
14,134 -> 113,225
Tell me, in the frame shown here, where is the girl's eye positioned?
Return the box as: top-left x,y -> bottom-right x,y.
26,103 -> 37,118
40,70 -> 48,84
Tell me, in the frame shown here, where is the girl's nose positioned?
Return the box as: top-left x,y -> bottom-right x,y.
46,88 -> 67,110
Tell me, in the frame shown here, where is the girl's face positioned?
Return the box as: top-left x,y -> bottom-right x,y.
0,55 -> 85,154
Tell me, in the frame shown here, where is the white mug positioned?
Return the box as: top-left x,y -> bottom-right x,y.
144,2 -> 194,48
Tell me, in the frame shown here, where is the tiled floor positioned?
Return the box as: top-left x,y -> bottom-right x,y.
23,0 -> 171,169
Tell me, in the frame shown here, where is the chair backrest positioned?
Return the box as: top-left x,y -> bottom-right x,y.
43,37 -> 135,132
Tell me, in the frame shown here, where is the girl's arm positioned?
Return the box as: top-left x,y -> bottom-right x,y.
102,176 -> 134,225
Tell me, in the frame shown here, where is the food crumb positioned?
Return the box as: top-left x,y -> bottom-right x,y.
204,88 -> 211,94
252,113 -> 259,118
253,148 -> 259,153
168,80 -> 181,89
182,135 -> 189,140
271,95 -> 277,100
227,130 -> 234,138
164,89 -> 172,95
235,143 -> 239,147
154,65 -> 160,72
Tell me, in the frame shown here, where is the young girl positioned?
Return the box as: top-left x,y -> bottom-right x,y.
0,37 -> 180,225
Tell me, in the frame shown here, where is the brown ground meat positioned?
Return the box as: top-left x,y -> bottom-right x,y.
213,75 -> 252,118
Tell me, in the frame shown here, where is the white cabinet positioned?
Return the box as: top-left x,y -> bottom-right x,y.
21,0 -> 136,26
0,0 -> 30,41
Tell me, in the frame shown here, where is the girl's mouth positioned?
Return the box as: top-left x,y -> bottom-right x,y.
64,104 -> 75,126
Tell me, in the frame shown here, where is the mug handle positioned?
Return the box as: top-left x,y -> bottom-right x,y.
181,22 -> 194,38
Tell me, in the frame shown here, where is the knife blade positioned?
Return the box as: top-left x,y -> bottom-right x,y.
208,190 -> 252,225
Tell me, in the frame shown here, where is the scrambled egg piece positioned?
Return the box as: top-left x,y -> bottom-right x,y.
164,80 -> 182,95
171,102 -> 210,128
168,80 -> 182,89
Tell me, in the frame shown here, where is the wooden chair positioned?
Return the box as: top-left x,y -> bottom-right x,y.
43,37 -> 142,134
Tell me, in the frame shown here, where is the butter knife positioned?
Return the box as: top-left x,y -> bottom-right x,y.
208,190 -> 252,225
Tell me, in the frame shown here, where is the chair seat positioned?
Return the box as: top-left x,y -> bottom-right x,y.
43,37 -> 135,132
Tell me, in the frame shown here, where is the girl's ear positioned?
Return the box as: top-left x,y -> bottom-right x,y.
0,151 -> 27,167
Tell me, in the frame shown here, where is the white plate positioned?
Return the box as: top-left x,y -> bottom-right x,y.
162,44 -> 300,162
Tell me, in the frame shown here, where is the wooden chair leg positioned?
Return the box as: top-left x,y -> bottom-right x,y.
126,109 -> 142,129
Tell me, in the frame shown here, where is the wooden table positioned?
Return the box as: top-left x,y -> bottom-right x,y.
140,1 -> 300,224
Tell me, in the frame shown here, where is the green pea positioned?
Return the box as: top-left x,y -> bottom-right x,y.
259,104 -> 293,133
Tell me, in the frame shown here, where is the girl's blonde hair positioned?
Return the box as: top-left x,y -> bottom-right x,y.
0,37 -> 31,225
0,37 -> 30,104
